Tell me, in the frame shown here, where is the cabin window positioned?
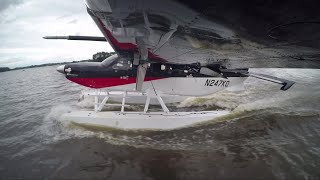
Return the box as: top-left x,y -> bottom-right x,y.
101,54 -> 118,67
161,65 -> 166,71
112,59 -> 132,70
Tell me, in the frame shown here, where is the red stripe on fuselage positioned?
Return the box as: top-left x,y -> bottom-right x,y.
67,77 -> 164,89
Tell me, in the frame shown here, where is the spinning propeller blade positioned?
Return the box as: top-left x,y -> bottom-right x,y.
43,36 -> 107,41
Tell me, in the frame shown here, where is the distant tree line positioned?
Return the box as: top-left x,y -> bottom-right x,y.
92,52 -> 116,62
0,67 -> 10,72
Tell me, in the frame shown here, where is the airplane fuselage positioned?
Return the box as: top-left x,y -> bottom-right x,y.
58,54 -> 247,96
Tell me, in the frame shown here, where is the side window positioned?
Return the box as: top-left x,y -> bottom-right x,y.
112,59 -> 132,70
161,64 -> 166,71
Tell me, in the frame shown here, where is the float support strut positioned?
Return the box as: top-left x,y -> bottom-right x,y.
121,91 -> 127,113
144,96 -> 151,113
157,94 -> 170,114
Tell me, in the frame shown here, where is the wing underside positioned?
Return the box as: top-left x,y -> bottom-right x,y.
84,0 -> 320,69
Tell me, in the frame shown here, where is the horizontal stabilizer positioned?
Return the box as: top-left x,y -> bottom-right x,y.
43,36 -> 106,41
247,72 -> 295,91
247,73 -> 295,91
219,69 -> 295,91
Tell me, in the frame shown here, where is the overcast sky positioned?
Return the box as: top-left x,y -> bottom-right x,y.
0,0 -> 113,68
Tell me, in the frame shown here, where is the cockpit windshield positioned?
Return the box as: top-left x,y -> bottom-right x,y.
101,54 -> 119,67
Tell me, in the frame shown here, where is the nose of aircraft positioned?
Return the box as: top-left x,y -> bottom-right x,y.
56,65 -> 65,73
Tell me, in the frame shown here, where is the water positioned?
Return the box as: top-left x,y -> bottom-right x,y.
0,66 -> 319,179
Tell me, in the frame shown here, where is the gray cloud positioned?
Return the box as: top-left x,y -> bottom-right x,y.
0,0 -> 112,68
56,14 -> 72,20
0,0 -> 24,13
68,19 -> 78,24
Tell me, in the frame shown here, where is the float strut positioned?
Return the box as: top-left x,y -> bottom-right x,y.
121,91 -> 127,113
157,94 -> 170,114
96,95 -> 109,112
94,95 -> 99,112
144,90 -> 152,113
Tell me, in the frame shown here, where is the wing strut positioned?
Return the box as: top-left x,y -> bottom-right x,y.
136,63 -> 148,91
134,37 -> 150,91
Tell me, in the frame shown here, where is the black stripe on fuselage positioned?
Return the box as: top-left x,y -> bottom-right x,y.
65,62 -> 246,78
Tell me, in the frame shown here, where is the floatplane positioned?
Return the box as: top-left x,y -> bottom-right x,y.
44,0 -> 320,130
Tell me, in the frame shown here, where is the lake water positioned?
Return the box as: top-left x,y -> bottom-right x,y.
0,66 -> 319,179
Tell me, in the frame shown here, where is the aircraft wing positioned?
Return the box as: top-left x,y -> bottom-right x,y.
84,0 -> 320,69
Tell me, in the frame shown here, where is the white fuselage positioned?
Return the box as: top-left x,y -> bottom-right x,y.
104,77 -> 247,96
